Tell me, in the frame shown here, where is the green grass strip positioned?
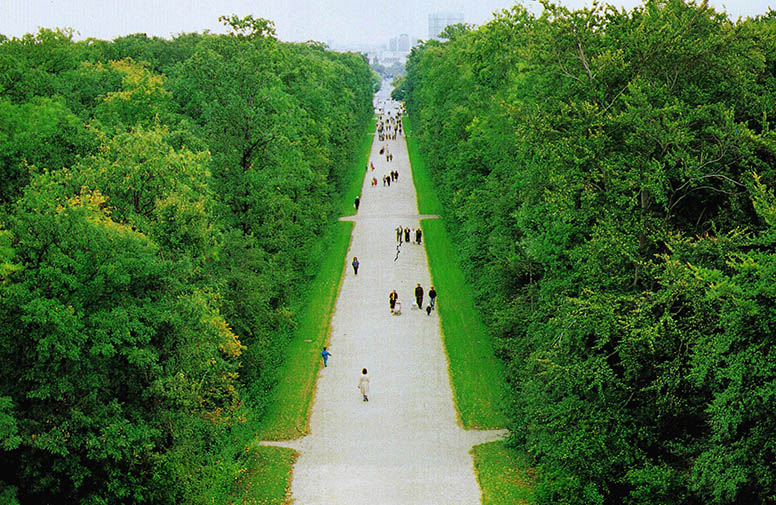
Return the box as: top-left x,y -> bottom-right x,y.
405,114 -> 507,429
241,445 -> 298,505
404,116 -> 442,215
421,219 -> 507,429
472,441 -> 535,505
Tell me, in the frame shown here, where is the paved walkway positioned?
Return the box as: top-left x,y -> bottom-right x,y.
262,84 -> 506,504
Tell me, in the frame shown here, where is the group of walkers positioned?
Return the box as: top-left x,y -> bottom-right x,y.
368,149 -> 395,187
382,170 -> 399,187
396,225 -> 422,245
377,108 -> 403,142
380,145 -> 393,162
389,284 -> 436,316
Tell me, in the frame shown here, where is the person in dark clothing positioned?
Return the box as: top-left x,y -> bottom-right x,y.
415,228 -> 422,244
404,227 -> 410,243
389,290 -> 398,312
415,283 -> 424,308
396,226 -> 403,243
428,286 -> 436,309
352,257 -> 359,275
354,196 -> 360,210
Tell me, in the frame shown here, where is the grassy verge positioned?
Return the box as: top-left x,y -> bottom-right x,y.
421,219 -> 507,429
405,116 -> 506,429
240,445 -> 298,505
403,116 -> 441,215
472,441 -> 535,505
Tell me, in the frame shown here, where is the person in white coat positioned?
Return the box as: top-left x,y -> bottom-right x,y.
358,368 -> 369,402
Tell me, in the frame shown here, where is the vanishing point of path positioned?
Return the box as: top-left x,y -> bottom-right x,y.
263,85 -> 506,504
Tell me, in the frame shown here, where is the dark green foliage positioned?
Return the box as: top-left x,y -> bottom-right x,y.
401,2 -> 776,504
0,21 -> 372,505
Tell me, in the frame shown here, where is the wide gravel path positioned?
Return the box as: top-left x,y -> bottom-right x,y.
263,84 -> 506,504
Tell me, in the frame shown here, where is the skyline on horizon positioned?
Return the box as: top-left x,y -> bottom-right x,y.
1,0 -> 773,48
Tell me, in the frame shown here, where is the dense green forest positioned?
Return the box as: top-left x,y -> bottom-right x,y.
396,0 -> 776,503
0,16 -> 375,504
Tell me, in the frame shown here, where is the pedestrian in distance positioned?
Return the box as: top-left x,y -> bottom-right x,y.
396,226 -> 403,243
322,347 -> 332,367
352,256 -> 359,275
415,283 -> 424,309
358,368 -> 370,402
404,227 -> 410,243
389,289 -> 398,312
429,286 -> 437,309
415,228 -> 422,245
354,196 -> 360,210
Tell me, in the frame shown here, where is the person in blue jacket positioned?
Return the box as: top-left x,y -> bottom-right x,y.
321,347 -> 332,367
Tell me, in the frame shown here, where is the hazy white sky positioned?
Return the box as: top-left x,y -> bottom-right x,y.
0,0 -> 772,47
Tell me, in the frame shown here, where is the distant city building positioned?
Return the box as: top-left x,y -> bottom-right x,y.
398,33 -> 410,52
428,12 -> 464,39
389,37 -> 398,52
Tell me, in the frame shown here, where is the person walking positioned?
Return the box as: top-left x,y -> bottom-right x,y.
389,289 -> 398,312
415,283 -> 424,309
415,228 -> 422,245
321,347 -> 332,367
352,257 -> 359,276
404,227 -> 410,243
358,368 -> 370,402
396,226 -> 403,243
429,286 -> 437,309
354,196 -> 360,210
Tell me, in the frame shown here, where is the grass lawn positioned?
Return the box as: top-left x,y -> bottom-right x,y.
240,445 -> 298,505
421,219 -> 507,429
405,116 -> 506,429
472,441 -> 535,505
403,117 -> 441,215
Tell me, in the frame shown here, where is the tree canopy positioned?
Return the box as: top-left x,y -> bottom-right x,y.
0,21 -> 374,505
